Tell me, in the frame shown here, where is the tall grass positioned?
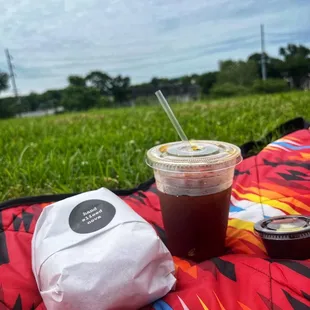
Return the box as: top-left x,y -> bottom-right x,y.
0,91 -> 309,200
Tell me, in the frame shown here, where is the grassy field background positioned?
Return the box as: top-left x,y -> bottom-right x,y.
0,91 -> 309,200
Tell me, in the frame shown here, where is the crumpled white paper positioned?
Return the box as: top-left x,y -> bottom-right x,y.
32,188 -> 176,310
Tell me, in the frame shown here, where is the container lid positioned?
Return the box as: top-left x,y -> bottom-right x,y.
254,216 -> 310,240
146,140 -> 242,172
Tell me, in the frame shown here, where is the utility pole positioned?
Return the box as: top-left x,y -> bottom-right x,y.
5,48 -> 21,105
260,24 -> 267,81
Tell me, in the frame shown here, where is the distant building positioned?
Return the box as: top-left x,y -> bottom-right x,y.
131,82 -> 200,103
301,75 -> 310,90
18,106 -> 64,118
283,74 -> 310,90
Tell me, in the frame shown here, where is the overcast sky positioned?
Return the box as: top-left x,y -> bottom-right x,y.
0,0 -> 309,96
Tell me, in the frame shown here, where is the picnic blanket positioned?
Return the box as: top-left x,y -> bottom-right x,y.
0,118 -> 309,310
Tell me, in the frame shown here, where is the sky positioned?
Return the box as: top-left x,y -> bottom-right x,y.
0,0 -> 309,96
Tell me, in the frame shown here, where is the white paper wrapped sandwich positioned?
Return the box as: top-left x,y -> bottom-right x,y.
32,188 -> 176,310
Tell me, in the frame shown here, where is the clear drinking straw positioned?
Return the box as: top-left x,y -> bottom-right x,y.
155,90 -> 191,145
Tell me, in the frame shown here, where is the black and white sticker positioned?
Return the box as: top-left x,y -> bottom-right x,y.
69,199 -> 116,234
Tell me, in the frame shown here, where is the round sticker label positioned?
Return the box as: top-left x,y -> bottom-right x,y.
69,199 -> 116,234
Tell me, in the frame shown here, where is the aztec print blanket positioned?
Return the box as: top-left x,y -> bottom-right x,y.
0,118 -> 309,310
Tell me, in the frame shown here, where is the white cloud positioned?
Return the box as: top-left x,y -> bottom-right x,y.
0,0 -> 309,96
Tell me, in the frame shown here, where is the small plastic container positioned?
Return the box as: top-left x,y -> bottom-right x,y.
254,215 -> 310,260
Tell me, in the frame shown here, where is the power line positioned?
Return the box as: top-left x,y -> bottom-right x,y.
260,24 -> 267,81
5,48 -> 21,104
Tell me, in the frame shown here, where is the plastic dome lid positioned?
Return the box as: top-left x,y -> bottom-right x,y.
254,216 -> 310,240
146,140 -> 242,173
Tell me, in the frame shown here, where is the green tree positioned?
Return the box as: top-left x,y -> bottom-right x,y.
0,71 -> 9,93
41,89 -> 63,108
85,71 -> 113,96
25,92 -> 41,111
252,79 -> 289,94
150,77 -> 160,89
61,86 -> 101,111
0,97 -> 15,118
198,72 -> 218,95
210,83 -> 249,97
278,44 -> 310,88
279,44 -> 310,58
85,71 -> 131,104
248,53 -> 283,79
68,75 -> 86,87
111,75 -> 131,103
217,60 -> 258,86
179,75 -> 193,86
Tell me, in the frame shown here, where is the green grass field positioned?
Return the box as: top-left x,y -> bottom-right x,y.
0,91 -> 309,200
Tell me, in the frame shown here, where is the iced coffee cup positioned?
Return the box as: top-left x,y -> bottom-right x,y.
146,140 -> 242,262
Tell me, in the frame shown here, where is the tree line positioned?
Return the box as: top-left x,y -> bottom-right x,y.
0,43 -> 309,118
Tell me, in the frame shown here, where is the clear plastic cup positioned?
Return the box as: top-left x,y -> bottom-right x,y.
146,140 -> 242,262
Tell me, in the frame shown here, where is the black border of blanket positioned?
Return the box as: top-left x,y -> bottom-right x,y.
0,117 -> 308,211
